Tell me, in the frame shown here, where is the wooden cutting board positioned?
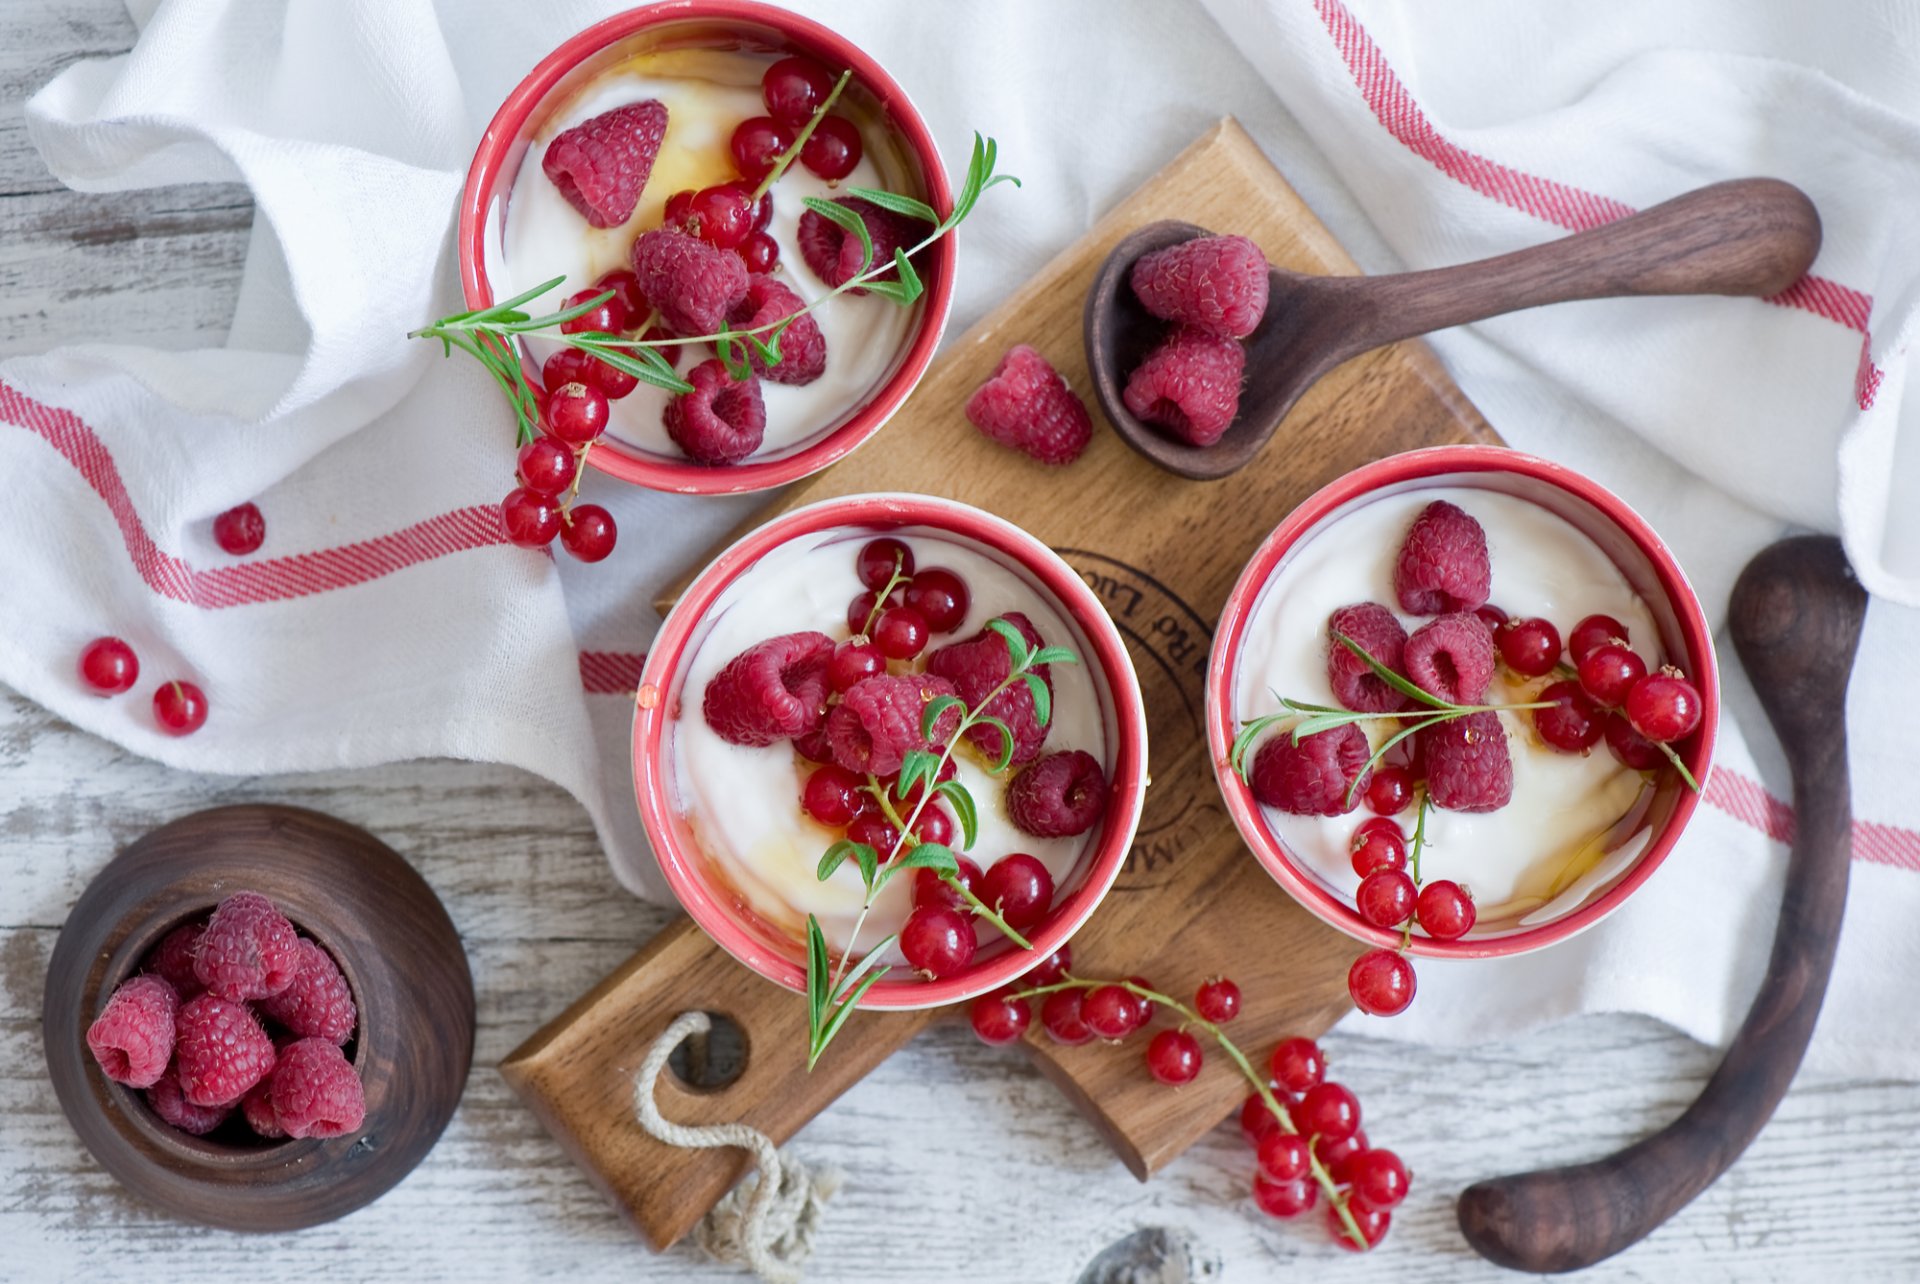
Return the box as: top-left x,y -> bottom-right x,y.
500,117 -> 1501,1252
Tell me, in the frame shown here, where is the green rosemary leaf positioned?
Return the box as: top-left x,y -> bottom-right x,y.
842,186 -> 940,225
1023,671 -> 1052,728
818,839 -> 876,883
1344,721 -> 1430,808
1331,630 -> 1454,711
1279,696 -> 1344,715
897,750 -> 940,801
712,323 -> 752,382
1230,712 -> 1292,781
812,959 -> 890,1067
1290,711 -> 1376,742
831,933 -> 897,1004
806,915 -> 829,1033
891,248 -> 923,303
803,195 -> 874,275
1027,645 -> 1079,667
922,695 -> 966,740
858,279 -> 917,305
852,841 -> 879,891
985,617 -> 1031,669
742,327 -> 783,368
934,779 -> 978,849
880,842 -> 960,885
976,715 -> 1017,773
571,341 -> 695,395
499,288 -> 615,333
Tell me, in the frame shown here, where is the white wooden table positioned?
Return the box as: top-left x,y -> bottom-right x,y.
5,5 -> 1918,1281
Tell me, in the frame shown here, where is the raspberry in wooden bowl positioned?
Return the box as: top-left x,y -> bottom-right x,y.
1206,446 -> 1717,987
634,495 -> 1149,1022
458,1 -> 960,495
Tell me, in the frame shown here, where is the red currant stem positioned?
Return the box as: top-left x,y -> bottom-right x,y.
951,879 -> 1032,950
1008,976 -> 1369,1251
562,440 -> 592,507
750,69 -> 853,202
1653,739 -> 1703,793
858,555 -> 912,638
1400,789 -> 1431,951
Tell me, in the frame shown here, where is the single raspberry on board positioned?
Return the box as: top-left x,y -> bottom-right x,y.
142,919 -> 205,1001
1326,603 -> 1409,714
925,612 -> 1053,766
964,345 -> 1094,466
1129,234 -> 1271,339
85,974 -> 179,1088
1121,325 -> 1245,447
174,993 -> 276,1107
631,227 -> 750,335
729,275 -> 827,385
702,631 -> 835,747
1422,711 -> 1514,812
541,100 -> 668,228
241,1081 -> 286,1139
193,891 -> 300,1002
665,359 -> 767,465
1403,612 -> 1496,704
269,1038 -> 367,1140
1249,724 -> 1372,816
146,1071 -> 231,1136
826,673 -> 962,778
257,938 -> 357,1045
796,197 -> 928,293
1007,750 -> 1109,838
1394,500 -> 1491,615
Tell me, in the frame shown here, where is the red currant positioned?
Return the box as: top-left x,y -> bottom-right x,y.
913,855 -> 982,912
1626,672 -> 1703,742
1124,977 -> 1158,1028
751,191 -> 774,230
560,504 -> 617,563
1578,641 -> 1647,706
803,764 -> 867,826
1533,679 -> 1602,752
78,637 -> 139,695
592,268 -> 649,318
1567,613 -> 1628,664
1415,879 -> 1477,940
1297,1081 -> 1360,1141
1355,870 -> 1415,928
800,114 -> 863,181
872,606 -> 929,660
664,188 -> 697,229
1268,1037 -> 1325,1095
1195,977 -> 1241,1023
1603,711 -> 1664,770
544,347 -> 637,401
1028,943 -> 1071,986
740,231 -> 780,274
517,437 -> 576,496
978,853 -> 1053,930
1329,1199 -> 1391,1251
1497,616 -> 1563,677
846,587 -> 901,635
968,990 -> 1030,1045
856,537 -> 914,589
904,568 -> 970,632
1256,1131 -> 1309,1183
1039,988 -> 1093,1044
1349,818 -> 1407,877
212,502 -> 265,556
1363,766 -> 1414,816
845,812 -> 900,855
1319,1127 -> 1369,1181
729,116 -> 793,183
762,56 -> 835,128
1347,949 -> 1416,1017
1474,603 -> 1510,633
911,803 -> 954,848
501,487 -> 560,548
899,903 -> 975,978
1241,1093 -> 1281,1146
558,286 -> 630,336
1253,1174 -> 1318,1219
153,680 -> 208,736
828,640 -> 886,693
1145,1029 -> 1202,1084
1347,1148 -> 1410,1210
686,184 -> 755,250
1082,984 -> 1143,1039
543,380 -> 610,445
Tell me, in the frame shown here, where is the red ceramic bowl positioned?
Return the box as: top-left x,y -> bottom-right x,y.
635,494 -> 1149,1007
1206,446 -> 1718,959
459,1 -> 956,495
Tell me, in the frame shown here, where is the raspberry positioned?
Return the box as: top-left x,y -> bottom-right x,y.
269,1038 -> 367,1140
241,1081 -> 286,1139
174,993 -> 276,1107
1249,724 -> 1372,816
964,344 -> 1094,466
1403,612 -> 1495,704
1394,500 -> 1491,615
924,613 -> 1052,765
1129,234 -> 1271,339
146,1072 -> 231,1136
1121,325 -> 1245,446
630,227 -> 750,335
825,674 -> 962,778
1422,711 -> 1514,812
257,938 -> 357,1045
665,359 -> 767,465
730,275 -> 826,385
1007,750 -> 1109,838
702,631 -> 834,747
86,974 -> 178,1088
796,197 -> 928,294
193,891 -> 300,1001
142,920 -> 205,1001
1326,603 -> 1409,713
541,100 -> 668,228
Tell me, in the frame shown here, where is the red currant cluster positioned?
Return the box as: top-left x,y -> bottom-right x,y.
1341,786 -> 1468,1017
1506,611 -> 1705,764
78,636 -> 208,736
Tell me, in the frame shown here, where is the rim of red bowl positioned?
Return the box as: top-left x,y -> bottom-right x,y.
633,492 -> 1150,1008
1205,445 -> 1719,960
457,0 -> 958,496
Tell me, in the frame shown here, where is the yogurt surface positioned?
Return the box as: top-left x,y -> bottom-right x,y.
673,528 -> 1109,958
498,49 -> 919,460
1234,486 -> 1663,921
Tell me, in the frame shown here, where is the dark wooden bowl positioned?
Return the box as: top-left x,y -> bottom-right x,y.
43,804 -> 474,1231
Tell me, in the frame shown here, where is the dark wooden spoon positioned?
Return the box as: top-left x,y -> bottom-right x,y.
1084,180 -> 1821,480
1456,535 -> 1867,1272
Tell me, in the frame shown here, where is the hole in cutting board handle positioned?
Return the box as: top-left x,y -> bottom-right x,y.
666,1012 -> 749,1092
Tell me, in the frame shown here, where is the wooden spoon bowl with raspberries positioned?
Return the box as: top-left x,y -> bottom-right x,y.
1085,179 -> 1821,481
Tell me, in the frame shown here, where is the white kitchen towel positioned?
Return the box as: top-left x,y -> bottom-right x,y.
5,0 -> 1920,1077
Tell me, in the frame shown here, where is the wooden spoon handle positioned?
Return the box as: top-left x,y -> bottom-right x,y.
1347,179 -> 1821,350
1457,537 -> 1866,1272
